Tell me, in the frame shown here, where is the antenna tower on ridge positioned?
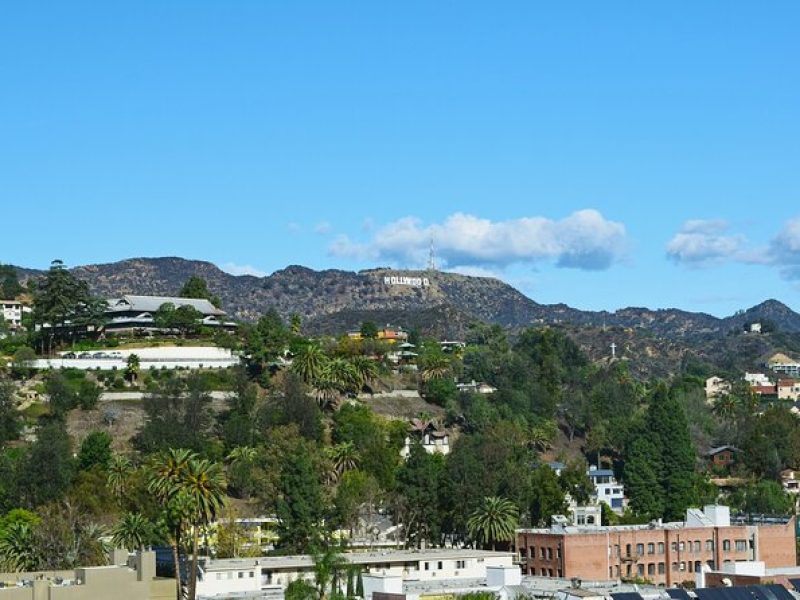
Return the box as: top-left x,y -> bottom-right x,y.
427,235 -> 437,271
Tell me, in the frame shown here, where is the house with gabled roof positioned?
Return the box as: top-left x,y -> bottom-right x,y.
104,294 -> 234,333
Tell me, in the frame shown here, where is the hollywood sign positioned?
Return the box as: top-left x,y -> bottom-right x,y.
383,276 -> 430,287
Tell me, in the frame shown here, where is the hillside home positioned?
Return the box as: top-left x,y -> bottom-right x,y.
400,419 -> 450,459
104,295 -> 234,334
1,299 -> 30,329
706,446 -> 739,469
745,372 -> 773,387
777,379 -> 800,401
456,380 -> 497,394
705,376 -> 731,400
766,354 -> 800,378
587,466 -> 626,514
780,469 -> 800,495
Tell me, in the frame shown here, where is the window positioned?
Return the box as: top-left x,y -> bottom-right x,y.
671,542 -> 678,552
437,562 -> 443,570
614,544 -> 620,557
648,543 -> 655,555
672,562 -> 678,572
626,544 -> 632,556
238,572 -> 244,579
658,542 -> 665,554
735,540 -> 747,552
695,561 -> 702,573
637,564 -> 644,577
706,540 -> 714,551
679,542 -> 685,552
456,560 -> 466,569
658,563 -> 665,575
541,548 -> 546,559
546,548 -> 552,560
249,572 -> 254,578
424,562 -> 430,571
556,547 -> 561,559
723,540 -> 731,551
680,562 -> 686,572
648,564 -> 655,576
694,541 -> 701,553
637,544 -> 644,555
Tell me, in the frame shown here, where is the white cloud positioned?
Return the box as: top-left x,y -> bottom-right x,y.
221,262 -> 268,277
314,221 -> 332,235
770,218 -> 800,279
328,209 -> 627,271
666,220 -> 746,265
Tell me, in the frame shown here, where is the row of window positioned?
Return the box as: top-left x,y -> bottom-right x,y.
214,571 -> 255,580
520,546 -> 561,560
532,568 -> 563,577
614,538 -> 749,557
609,560 -> 716,578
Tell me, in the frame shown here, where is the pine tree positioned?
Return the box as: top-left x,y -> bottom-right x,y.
623,435 -> 664,519
275,447 -> 325,553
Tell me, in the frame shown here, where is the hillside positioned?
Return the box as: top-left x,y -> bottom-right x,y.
13,256 -> 800,377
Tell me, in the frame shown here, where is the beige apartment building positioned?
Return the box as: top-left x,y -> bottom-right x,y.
517,506 -> 796,587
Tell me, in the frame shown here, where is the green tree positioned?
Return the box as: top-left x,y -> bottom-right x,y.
77,431 -> 112,471
326,442 -> 360,481
559,460 -> 594,505
396,444 -> 445,547
180,276 -> 221,308
0,265 -> 23,300
359,321 -> 379,339
0,381 -> 21,444
0,520 -> 35,571
623,435 -> 664,519
291,343 -> 328,385
312,546 -> 347,600
106,453 -> 132,499
111,512 -> 158,551
286,579 -> 318,600
528,465 -> 567,527
125,354 -> 141,384
467,496 -> 519,550
20,420 -> 75,507
275,446 -> 326,553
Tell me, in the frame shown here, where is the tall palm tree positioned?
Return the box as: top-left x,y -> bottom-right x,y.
467,496 -> 519,551
183,458 -> 227,600
107,453 -> 132,499
291,343 -> 328,384
147,448 -> 196,600
111,512 -> 157,552
227,446 -> 257,467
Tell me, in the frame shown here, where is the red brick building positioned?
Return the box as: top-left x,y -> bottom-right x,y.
517,506 -> 796,587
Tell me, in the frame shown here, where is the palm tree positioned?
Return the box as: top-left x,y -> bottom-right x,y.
147,448 -> 196,600
311,376 -> 341,411
183,458 -> 227,600
291,343 -> 328,384
325,442 -> 360,479
0,521 -> 35,572
111,512 -> 157,552
348,356 -> 380,390
419,352 -> 451,382
712,394 -> 737,421
125,353 -> 141,383
107,453 -> 132,499
467,496 -> 519,551
312,546 -> 347,600
323,358 -> 360,395
227,446 -> 257,467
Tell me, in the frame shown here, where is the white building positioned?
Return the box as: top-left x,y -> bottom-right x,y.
587,466 -> 626,514
704,376 -> 731,399
27,345 -> 241,371
195,549 -> 513,599
745,372 -> 773,387
1,299 -> 29,329
400,419 -> 450,459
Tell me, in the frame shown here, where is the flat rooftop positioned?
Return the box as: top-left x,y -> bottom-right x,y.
201,549 -> 513,572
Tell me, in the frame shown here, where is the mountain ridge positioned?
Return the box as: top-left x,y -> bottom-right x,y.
10,256 -> 800,341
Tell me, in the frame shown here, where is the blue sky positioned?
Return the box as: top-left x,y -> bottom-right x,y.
2,2 -> 799,316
